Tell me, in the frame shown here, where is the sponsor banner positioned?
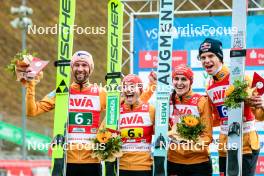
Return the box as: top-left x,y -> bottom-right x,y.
133,15 -> 264,88
67,133 -> 96,144
139,50 -> 187,68
246,49 -> 264,66
106,96 -> 119,126
134,16 -> 264,175
0,160 -> 50,176
122,143 -> 151,152
120,112 -> 152,127
68,125 -> 97,134
256,156 -> 264,174
69,94 -> 100,111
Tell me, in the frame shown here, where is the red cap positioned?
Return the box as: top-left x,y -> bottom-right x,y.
172,65 -> 194,84
122,74 -> 143,92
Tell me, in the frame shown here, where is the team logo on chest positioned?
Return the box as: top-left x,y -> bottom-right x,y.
120,114 -> 144,125
213,89 -> 226,102
70,96 -> 94,108
68,94 -> 100,110
208,85 -> 228,103
175,107 -> 192,115
173,104 -> 199,116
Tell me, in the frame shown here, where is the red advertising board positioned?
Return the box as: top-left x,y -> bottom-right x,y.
246,49 -> 264,66
256,156 -> 264,174
139,50 -> 187,68
0,160 -> 50,176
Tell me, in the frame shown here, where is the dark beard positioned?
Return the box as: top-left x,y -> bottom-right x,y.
74,73 -> 88,84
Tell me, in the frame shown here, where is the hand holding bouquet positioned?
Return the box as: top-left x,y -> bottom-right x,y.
175,114 -> 205,142
224,79 -> 252,109
6,50 -> 48,85
92,128 -> 123,162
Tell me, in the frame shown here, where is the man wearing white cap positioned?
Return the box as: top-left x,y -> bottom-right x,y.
16,50 -> 106,176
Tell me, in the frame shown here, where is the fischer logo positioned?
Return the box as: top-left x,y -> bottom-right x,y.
108,1 -> 121,87
120,114 -> 144,125
59,0 -> 72,77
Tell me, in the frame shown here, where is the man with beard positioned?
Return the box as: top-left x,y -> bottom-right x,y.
16,50 -> 105,176
197,38 -> 264,176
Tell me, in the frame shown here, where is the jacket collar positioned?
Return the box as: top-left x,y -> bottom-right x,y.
174,89 -> 194,104
212,65 -> 229,82
122,100 -> 142,111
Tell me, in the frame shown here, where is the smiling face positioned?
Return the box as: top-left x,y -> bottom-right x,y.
172,75 -> 191,97
122,82 -> 142,105
72,61 -> 90,84
200,52 -> 222,75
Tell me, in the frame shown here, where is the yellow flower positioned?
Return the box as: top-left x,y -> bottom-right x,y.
225,85 -> 235,97
96,131 -> 112,143
183,116 -> 199,127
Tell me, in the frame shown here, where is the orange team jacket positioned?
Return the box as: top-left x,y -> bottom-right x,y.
25,80 -> 155,163
206,65 -> 264,157
143,84 -> 213,164
167,91 -> 213,165
119,101 -> 155,171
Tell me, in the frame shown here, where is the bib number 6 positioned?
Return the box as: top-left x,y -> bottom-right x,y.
121,128 -> 143,138
75,113 -> 84,124
128,129 -> 135,137
74,113 -> 92,125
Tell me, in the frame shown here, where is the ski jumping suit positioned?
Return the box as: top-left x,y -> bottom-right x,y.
168,90 -> 213,176
206,65 -> 264,176
119,101 -> 155,176
27,81 -> 106,175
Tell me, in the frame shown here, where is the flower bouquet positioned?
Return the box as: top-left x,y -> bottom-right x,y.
224,79 -> 249,109
91,128 -> 123,162
175,114 -> 205,142
6,50 -> 48,84
6,50 -> 35,76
